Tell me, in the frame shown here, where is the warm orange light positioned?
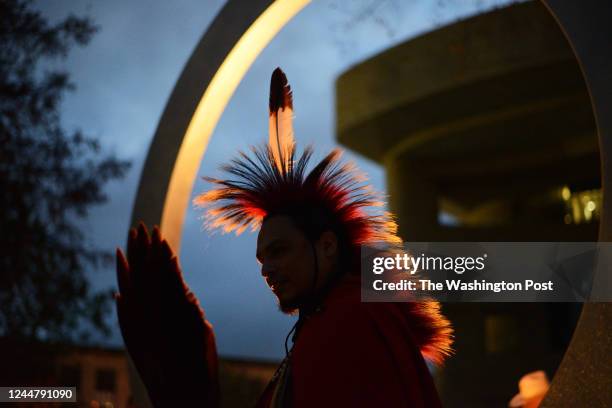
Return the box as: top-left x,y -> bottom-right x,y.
160,0 -> 310,251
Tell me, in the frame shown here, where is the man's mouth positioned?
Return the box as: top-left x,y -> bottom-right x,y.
268,279 -> 285,292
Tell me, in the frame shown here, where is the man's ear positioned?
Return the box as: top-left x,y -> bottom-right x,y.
319,230 -> 338,258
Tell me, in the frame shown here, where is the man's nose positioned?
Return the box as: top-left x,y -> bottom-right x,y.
261,262 -> 275,278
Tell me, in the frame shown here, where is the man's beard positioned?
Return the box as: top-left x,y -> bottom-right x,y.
276,271 -> 339,315
276,294 -> 307,315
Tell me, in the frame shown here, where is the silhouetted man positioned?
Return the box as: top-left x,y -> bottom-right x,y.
115,68 -> 452,407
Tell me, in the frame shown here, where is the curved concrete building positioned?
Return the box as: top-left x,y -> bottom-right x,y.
337,1 -> 598,242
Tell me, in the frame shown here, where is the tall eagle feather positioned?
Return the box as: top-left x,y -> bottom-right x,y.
269,67 -> 294,174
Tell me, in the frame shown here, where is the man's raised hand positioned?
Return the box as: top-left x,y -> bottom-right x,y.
115,223 -> 219,407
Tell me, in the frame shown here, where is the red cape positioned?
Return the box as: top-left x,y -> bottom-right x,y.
258,275 -> 451,407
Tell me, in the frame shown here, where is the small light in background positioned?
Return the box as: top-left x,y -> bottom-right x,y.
561,185 -> 571,201
563,188 -> 602,224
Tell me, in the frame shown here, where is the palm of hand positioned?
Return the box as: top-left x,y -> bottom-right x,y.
115,223 -> 219,406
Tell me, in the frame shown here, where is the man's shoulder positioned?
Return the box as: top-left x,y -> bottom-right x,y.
295,274 -> 453,367
298,276 -> 406,343
291,279 -> 407,364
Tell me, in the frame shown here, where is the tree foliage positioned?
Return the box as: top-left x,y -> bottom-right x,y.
0,0 -> 130,342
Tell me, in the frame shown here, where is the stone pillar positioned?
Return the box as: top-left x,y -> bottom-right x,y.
385,157 -> 439,241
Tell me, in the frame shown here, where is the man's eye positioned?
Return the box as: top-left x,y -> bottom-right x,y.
270,246 -> 286,258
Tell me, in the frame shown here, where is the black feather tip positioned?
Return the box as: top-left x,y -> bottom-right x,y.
269,67 -> 293,113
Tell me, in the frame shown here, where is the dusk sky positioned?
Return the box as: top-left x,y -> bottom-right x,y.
35,0 -> 515,361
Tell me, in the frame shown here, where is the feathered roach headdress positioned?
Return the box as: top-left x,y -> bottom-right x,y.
194,67 -> 452,365
194,68 -> 401,245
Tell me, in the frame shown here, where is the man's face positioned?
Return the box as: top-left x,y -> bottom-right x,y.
256,215 -> 316,314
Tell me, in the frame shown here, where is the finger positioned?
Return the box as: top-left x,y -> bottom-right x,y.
167,256 -> 191,301
150,226 -> 163,273
160,239 -> 174,262
160,241 -> 188,293
137,221 -> 152,270
151,225 -> 162,246
131,222 -> 152,287
127,227 -> 137,269
149,227 -> 170,292
116,248 -> 131,294
159,238 -> 177,283
137,221 -> 151,248
161,239 -> 182,283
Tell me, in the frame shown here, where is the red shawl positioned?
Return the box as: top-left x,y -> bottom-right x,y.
257,275 -> 451,407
